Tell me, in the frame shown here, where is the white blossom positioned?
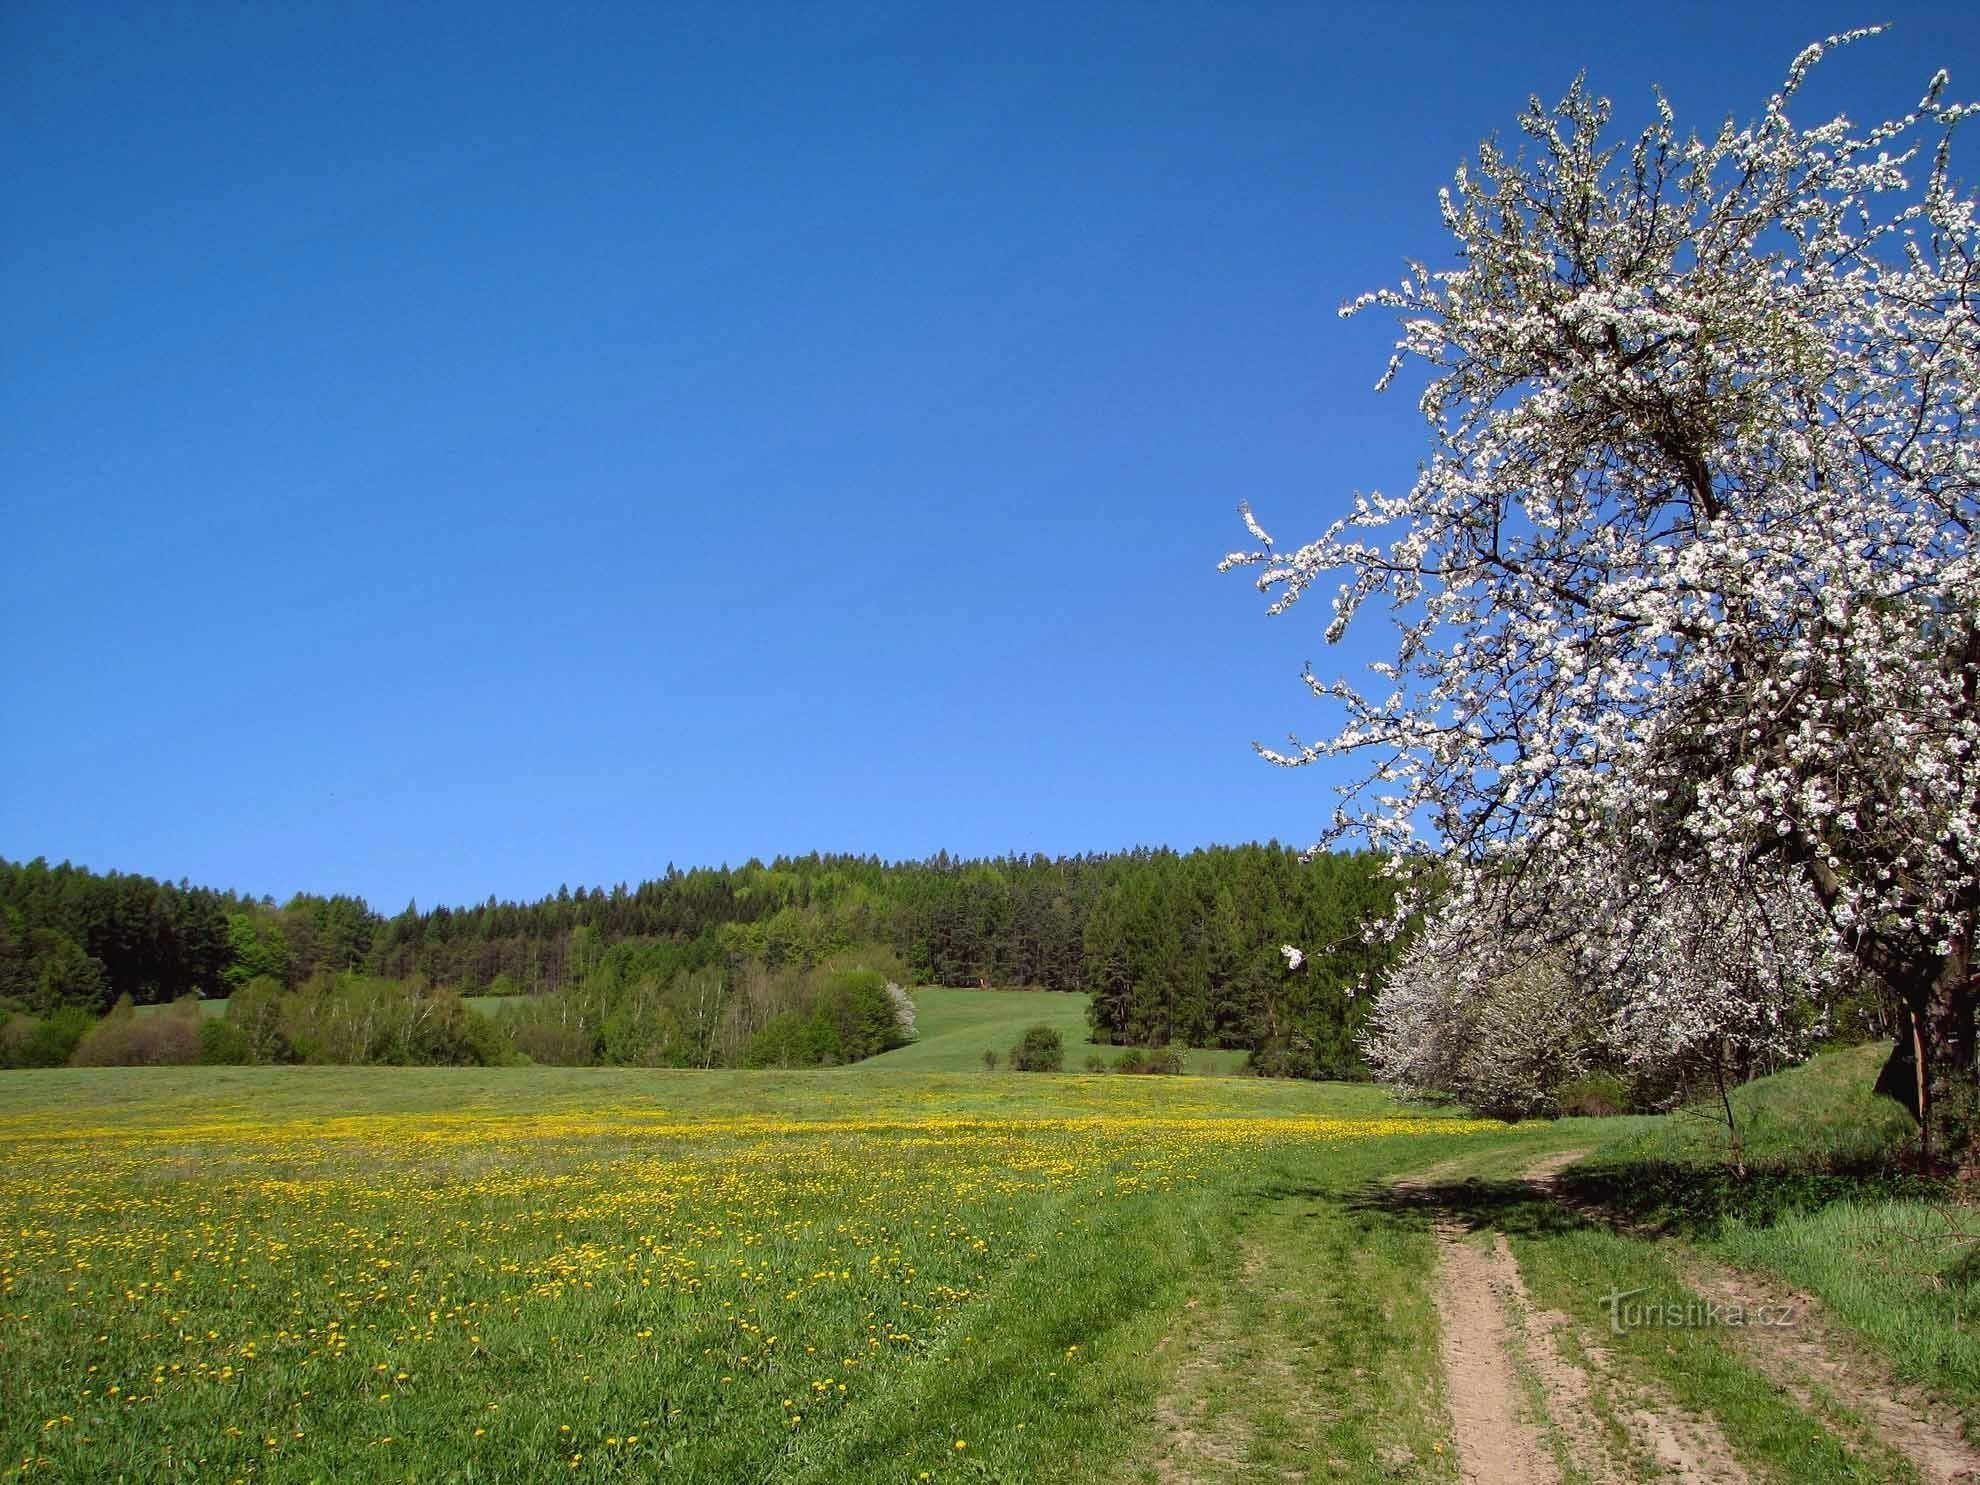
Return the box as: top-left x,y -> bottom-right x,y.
885,981 -> 917,1039
1228,36 -> 1979,1132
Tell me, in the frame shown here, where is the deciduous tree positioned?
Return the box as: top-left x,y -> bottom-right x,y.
1227,32 -> 1980,1160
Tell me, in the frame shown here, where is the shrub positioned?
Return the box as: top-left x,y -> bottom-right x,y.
277,974 -> 507,1066
885,982 -> 916,1041
460,1005 -> 521,1067
226,977 -> 294,1063
71,996 -> 200,1067
1557,1071 -> 1631,1119
813,969 -> 906,1061
601,978 -> 690,1066
1084,1053 -> 1108,1072
0,1006 -> 94,1068
1140,1048 -> 1186,1075
1009,1025 -> 1064,1072
198,1016 -> 251,1065
507,1016 -> 596,1067
744,1011 -> 841,1069
982,1048 -> 1000,1070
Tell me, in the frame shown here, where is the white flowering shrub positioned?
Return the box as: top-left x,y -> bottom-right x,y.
1366,855 -> 1841,1121
1229,32 -> 1979,1160
1365,937 -> 1601,1119
885,981 -> 917,1041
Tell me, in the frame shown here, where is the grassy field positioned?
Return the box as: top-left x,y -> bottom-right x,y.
864,987 -> 1254,1075
11,992 -> 1976,1483
0,1062 -> 1485,1483
132,997 -> 230,1020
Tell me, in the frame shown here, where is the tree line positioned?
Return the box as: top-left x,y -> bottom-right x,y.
0,846 -> 1399,1076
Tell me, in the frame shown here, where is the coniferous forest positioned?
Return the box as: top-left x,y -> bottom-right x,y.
0,847 -> 1399,1076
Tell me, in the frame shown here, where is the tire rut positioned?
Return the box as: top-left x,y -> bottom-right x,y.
1403,1150 -> 1751,1484
1429,1220 -> 1560,1483
1522,1153 -> 1980,1484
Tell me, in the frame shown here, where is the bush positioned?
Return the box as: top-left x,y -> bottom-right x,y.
71,996 -> 200,1067
886,982 -> 917,1041
461,1005 -> 521,1067
226,977 -> 294,1063
506,1016 -> 597,1066
0,1006 -> 93,1068
981,1048 -> 1000,1070
197,1016 -> 252,1065
278,974 -> 508,1066
1558,1071 -> 1631,1119
1111,1048 -> 1183,1074
601,978 -> 690,1066
1136,1047 -> 1186,1075
1084,1053 -> 1108,1072
1009,1025 -> 1064,1072
744,1011 -> 840,1069
813,969 -> 908,1061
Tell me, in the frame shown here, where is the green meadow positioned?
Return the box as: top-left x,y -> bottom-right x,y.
4,992 -> 1974,1483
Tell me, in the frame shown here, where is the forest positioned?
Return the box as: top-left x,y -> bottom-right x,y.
0,847 -> 1397,1077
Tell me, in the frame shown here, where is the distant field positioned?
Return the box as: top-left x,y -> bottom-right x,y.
464,992 -> 533,1013
868,986 -> 1254,1075
132,996 -> 230,1019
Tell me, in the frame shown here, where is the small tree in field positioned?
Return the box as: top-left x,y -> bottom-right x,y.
1226,31 -> 1980,1163
1009,1024 -> 1065,1072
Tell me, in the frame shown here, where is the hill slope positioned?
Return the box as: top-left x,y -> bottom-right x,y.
864,986 -> 1254,1075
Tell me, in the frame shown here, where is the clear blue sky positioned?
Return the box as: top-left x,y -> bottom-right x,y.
5,1 -> 1975,909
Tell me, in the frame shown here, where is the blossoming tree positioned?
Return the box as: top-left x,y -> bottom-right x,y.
1226,32 -> 1980,1162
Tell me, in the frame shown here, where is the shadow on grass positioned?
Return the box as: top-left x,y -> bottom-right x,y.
1551,1158 -> 1942,1239
1310,1159 -> 1944,1250
1335,1173 -> 1595,1240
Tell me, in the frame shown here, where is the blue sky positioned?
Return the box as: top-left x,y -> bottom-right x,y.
5,1 -> 1976,909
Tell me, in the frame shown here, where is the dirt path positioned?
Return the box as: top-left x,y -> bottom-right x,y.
1147,1280 -> 1251,1485
1509,1233 -> 1749,1484
1429,1220 -> 1559,1483
1404,1150 -> 1751,1484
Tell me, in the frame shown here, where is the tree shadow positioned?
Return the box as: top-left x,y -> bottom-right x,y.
1334,1173 -> 1597,1240
1549,1157 -> 1938,1239
1292,1155 -> 1940,1250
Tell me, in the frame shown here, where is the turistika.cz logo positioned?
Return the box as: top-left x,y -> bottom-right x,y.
1596,1287 -> 1797,1336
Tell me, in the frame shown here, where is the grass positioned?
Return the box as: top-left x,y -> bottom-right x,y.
1116,1135 -> 1486,1483
15,1000 -> 1975,1482
0,1043 -> 1491,1483
870,986 -> 1255,1076
1567,1041 -> 1980,1430
131,998 -> 229,1020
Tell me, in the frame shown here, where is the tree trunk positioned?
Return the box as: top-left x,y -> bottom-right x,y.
1877,950 -> 1978,1173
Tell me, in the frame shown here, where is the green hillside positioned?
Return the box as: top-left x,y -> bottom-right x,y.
867,985 -> 1255,1075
